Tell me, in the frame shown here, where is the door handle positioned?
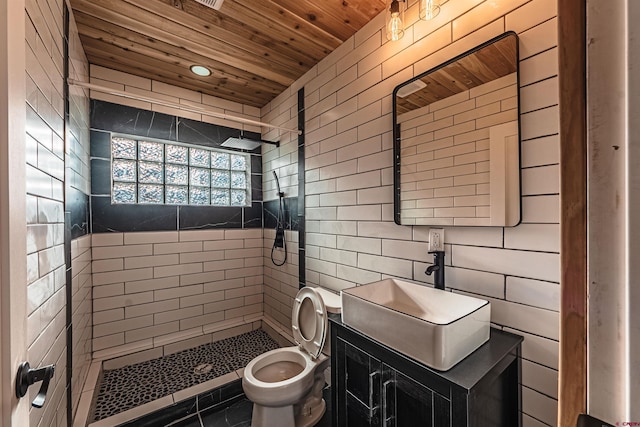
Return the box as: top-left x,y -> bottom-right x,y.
15,362 -> 55,408
382,379 -> 395,426
368,370 -> 380,420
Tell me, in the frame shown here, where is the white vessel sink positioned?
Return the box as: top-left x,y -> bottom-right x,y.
341,278 -> 490,371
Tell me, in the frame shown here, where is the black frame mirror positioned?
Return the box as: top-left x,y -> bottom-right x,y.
393,32 -> 521,227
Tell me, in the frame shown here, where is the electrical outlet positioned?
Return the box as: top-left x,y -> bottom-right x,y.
428,228 -> 445,252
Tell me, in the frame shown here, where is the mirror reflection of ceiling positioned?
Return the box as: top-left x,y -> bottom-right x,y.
396,36 -> 517,115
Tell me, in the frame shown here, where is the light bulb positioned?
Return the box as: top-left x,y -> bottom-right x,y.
419,0 -> 440,20
388,13 -> 404,41
386,0 -> 405,41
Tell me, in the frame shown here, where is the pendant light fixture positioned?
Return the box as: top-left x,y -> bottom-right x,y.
419,0 -> 441,20
386,0 -> 406,41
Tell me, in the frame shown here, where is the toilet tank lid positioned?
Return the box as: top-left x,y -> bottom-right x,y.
313,287 -> 341,313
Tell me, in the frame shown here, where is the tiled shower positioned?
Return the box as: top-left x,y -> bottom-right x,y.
25,0 -> 561,425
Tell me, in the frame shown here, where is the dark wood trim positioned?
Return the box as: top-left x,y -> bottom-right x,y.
557,0 -> 588,425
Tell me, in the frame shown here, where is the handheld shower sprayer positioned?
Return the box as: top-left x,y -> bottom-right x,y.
273,170 -> 283,198
271,171 -> 287,266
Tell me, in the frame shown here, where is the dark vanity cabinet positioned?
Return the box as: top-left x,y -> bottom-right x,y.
330,317 -> 523,427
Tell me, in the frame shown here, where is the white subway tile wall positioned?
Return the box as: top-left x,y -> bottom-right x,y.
26,0 -> 91,425
89,65 -> 262,134
262,229 -> 300,332
260,0 -> 560,425
71,235 -> 93,419
91,230 -> 264,360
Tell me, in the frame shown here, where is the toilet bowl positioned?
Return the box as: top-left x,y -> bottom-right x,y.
242,287 -> 341,427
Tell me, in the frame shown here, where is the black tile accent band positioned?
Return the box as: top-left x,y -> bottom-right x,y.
89,101 -> 263,234
297,88 -> 305,289
62,5 -> 74,424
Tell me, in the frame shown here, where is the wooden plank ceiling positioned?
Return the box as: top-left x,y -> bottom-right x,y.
70,0 -> 387,108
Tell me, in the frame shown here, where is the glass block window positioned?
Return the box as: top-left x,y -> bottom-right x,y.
111,136 -> 251,206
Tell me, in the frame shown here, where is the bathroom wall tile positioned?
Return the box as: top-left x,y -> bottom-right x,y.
91,65 -> 152,90
336,236 -> 382,255
178,206 -> 243,230
93,308 -> 124,325
518,18 -> 558,60
506,0 -> 557,34
506,276 -> 560,311
92,233 -> 124,247
452,245 -> 559,282
94,292 -> 154,312
358,221 -> 412,240
154,263 -> 203,279
521,135 -> 559,168
163,334 -> 212,356
203,239 -> 244,251
91,196 -> 178,233
155,306 -> 203,325
520,48 -> 558,87
93,283 -> 125,299
153,241 -> 203,255
124,231 -> 179,245
124,254 -> 180,269
381,239 -> 430,263
504,224 -> 560,253
155,284 -> 203,302
522,387 -> 558,426
125,321 -> 180,343
93,267 -> 153,286
94,315 -> 153,338
520,78 -> 559,114
522,195 -> 560,224
522,165 -> 560,196
179,229 -> 225,242
522,359 -> 558,399
93,333 -> 126,352
447,267 -> 505,299
125,276 -> 180,294
358,253 -> 412,279
337,205 -> 381,221
356,149 -> 393,174
125,299 -> 180,319
491,298 -> 559,340
179,250 -> 225,264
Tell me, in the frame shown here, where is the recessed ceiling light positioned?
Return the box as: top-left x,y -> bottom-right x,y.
190,65 -> 211,77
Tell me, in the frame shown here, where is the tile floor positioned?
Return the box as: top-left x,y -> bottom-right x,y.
93,329 -> 280,422
117,382 -> 333,427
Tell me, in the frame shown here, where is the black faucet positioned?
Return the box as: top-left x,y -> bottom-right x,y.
425,251 -> 445,290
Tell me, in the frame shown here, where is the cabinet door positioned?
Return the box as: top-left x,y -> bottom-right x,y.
382,367 -> 451,427
337,338 -> 383,426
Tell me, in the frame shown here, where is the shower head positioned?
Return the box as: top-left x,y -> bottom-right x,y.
220,136 -> 279,151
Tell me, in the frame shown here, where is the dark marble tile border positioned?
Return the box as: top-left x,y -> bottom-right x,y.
263,197 -> 298,231
89,101 -> 265,234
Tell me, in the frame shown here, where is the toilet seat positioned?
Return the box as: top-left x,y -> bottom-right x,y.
291,287 -> 327,360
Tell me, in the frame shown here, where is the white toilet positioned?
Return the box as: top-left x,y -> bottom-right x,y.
242,286 -> 341,427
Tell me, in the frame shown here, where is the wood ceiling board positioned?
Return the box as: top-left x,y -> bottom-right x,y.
171,0 -> 340,57
70,0 -> 386,107
74,13 -> 285,95
123,0 -> 319,70
71,0 -> 297,85
83,43 -> 273,107
271,0 -> 385,42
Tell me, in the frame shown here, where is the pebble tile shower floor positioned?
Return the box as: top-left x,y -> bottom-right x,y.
93,329 -> 280,421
